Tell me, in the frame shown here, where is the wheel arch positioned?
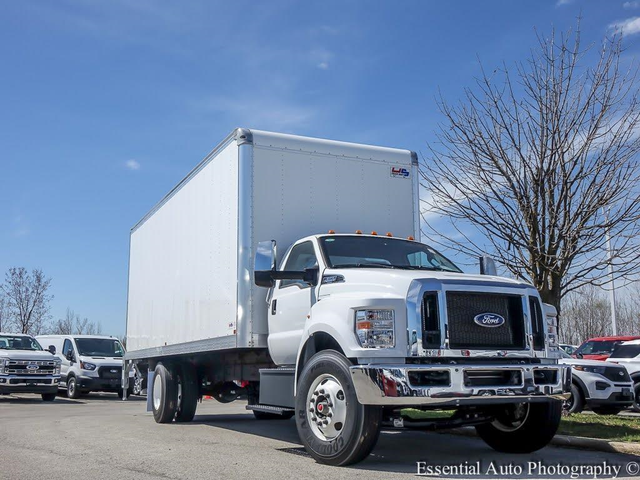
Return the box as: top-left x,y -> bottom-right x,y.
295,332 -> 346,395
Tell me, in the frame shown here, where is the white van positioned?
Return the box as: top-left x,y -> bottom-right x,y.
36,335 -> 132,399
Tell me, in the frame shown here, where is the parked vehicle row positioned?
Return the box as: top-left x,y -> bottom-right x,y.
607,339 -> 640,412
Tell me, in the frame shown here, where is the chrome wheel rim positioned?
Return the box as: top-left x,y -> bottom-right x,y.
68,379 -> 75,396
492,403 -> 530,432
306,374 -> 347,441
153,373 -> 162,411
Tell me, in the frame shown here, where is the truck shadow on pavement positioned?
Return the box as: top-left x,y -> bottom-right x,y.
188,412 -> 639,478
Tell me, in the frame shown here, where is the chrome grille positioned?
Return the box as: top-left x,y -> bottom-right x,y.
6,359 -> 57,375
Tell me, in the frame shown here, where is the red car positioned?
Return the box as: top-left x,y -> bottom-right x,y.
573,336 -> 640,361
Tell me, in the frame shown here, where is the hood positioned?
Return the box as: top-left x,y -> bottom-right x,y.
560,358 -> 612,367
0,349 -> 57,361
319,268 -> 532,298
78,355 -> 123,366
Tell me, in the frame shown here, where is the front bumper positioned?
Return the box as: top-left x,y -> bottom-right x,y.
587,389 -> 634,408
350,363 -> 571,407
0,375 -> 60,394
77,375 -> 122,392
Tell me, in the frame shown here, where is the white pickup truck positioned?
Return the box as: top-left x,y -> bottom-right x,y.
124,128 -> 571,466
0,332 -> 62,401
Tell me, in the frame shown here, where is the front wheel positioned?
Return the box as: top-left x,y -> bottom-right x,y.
591,407 -> 622,416
66,376 -> 81,399
295,350 -> 382,466
476,401 -> 562,453
563,383 -> 584,414
632,383 -> 640,413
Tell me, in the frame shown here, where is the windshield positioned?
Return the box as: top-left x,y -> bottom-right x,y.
75,338 -> 124,357
575,340 -> 620,356
610,344 -> 640,359
320,236 -> 462,273
0,335 -> 43,351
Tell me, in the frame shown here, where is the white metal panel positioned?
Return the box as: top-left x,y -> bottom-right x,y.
250,134 -> 416,336
126,141 -> 239,352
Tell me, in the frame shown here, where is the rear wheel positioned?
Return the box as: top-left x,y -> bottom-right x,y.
563,383 -> 584,414
66,376 -> 81,399
476,401 -> 562,453
175,363 -> 198,423
295,350 -> 382,466
41,393 -> 56,402
152,363 -> 178,423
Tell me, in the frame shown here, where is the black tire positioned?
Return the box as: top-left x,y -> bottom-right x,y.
152,363 -> 178,423
563,383 -> 584,414
632,383 -> 640,413
476,401 -> 562,453
66,376 -> 81,399
591,407 -> 623,416
175,363 -> 198,423
41,393 -> 56,402
295,350 -> 382,466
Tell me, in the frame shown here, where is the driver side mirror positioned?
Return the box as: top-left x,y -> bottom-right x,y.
66,351 -> 75,362
47,345 -> 56,355
255,240 -> 277,288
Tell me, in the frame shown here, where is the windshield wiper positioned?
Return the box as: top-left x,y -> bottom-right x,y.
332,263 -> 398,269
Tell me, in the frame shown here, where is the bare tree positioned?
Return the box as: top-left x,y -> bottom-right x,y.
51,307 -> 102,335
0,293 -> 8,332
0,267 -> 53,334
420,24 -> 640,318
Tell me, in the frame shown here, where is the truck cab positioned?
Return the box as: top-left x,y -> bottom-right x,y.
0,332 -> 61,401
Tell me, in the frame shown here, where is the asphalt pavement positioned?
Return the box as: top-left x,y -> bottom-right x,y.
0,393 -> 638,480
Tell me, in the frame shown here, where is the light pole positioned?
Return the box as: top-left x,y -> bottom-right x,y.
604,210 -> 617,336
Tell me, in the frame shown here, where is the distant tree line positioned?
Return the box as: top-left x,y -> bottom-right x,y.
0,267 -> 101,336
560,285 -> 640,345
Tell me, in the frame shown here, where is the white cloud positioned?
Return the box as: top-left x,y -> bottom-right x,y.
609,16 -> 640,36
624,1 -> 640,9
125,159 -> 141,170
317,62 -> 329,70
556,0 -> 573,5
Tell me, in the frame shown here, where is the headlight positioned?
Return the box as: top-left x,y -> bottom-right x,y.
355,309 -> 395,348
573,365 -> 606,375
81,361 -> 97,371
55,361 -> 61,374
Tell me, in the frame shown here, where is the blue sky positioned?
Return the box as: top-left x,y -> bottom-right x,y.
1,0 -> 637,336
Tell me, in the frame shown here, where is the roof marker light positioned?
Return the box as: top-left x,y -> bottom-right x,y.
386,232 -> 393,237
371,231 -> 378,236
355,230 -> 362,234
328,230 -> 335,234
408,236 -> 415,241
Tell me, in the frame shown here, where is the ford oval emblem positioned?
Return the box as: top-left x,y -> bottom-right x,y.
474,313 -> 505,327
27,364 -> 39,370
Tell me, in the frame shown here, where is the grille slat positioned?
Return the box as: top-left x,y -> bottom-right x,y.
98,366 -> 122,379
446,292 -> 525,349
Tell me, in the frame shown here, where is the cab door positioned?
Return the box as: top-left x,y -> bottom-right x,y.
268,241 -> 320,365
61,338 -> 75,384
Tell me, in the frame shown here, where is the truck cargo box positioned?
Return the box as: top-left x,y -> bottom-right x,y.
125,128 -> 418,360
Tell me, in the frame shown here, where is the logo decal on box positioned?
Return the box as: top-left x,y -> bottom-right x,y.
390,167 -> 410,179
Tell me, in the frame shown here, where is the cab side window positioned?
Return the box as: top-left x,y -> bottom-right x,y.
280,242 -> 317,289
62,339 -> 73,359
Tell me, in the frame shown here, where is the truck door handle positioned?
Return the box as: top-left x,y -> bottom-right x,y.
271,299 -> 277,315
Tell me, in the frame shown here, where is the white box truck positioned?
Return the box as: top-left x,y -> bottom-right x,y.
124,128 -> 571,466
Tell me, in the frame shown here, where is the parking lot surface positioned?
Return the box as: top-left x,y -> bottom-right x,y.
1,393 -> 638,479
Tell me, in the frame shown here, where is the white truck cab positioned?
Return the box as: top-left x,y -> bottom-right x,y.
0,332 -> 61,401
124,128 -> 571,466
37,335 -> 132,399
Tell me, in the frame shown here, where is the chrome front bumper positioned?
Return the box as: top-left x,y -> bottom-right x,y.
350,363 -> 571,407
